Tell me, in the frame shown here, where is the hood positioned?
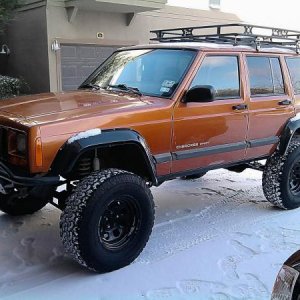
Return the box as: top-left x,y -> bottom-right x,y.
0,90 -> 157,126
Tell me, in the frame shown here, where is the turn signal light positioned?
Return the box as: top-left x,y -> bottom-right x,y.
35,137 -> 43,167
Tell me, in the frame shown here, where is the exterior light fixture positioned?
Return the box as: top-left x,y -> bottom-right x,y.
0,44 -> 10,55
51,40 -> 61,51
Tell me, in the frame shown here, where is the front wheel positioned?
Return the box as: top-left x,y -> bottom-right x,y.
60,169 -> 155,272
263,141 -> 300,209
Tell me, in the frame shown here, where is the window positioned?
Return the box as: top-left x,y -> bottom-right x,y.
85,49 -> 196,98
286,57 -> 300,94
190,56 -> 240,99
247,56 -> 284,96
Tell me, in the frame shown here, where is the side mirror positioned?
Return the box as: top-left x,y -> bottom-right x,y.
183,85 -> 216,103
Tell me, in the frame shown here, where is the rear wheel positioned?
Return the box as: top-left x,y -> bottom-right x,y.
263,141 -> 300,209
0,185 -> 55,216
60,169 -> 155,272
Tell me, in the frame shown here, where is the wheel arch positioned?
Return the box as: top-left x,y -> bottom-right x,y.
279,114 -> 300,155
50,129 -> 157,184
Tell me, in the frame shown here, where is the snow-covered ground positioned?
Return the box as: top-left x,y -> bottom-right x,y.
1,169 -> 300,300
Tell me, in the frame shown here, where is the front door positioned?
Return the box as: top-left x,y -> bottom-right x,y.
172,53 -> 248,174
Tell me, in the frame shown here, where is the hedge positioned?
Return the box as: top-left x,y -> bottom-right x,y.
0,75 -> 28,99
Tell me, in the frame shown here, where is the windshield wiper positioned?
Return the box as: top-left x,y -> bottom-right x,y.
80,83 -> 101,90
108,84 -> 142,96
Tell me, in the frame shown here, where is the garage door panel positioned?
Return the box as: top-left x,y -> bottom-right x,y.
61,44 -> 119,91
79,65 -> 96,77
61,46 -> 77,59
77,46 -> 97,59
62,65 -> 77,78
95,47 -> 117,58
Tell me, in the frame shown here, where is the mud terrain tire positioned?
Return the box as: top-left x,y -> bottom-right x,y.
263,141 -> 300,209
0,186 -> 55,216
60,169 -> 155,272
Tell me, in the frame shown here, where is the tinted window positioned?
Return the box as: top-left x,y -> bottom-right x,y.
247,56 -> 284,96
191,56 -> 240,99
286,57 -> 300,94
84,49 -> 196,98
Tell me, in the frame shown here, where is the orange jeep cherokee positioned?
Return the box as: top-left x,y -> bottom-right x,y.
1,23 -> 300,272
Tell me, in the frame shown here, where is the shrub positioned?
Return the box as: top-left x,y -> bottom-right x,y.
0,75 -> 28,99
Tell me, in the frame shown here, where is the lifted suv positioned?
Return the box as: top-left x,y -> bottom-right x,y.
1,23 -> 300,272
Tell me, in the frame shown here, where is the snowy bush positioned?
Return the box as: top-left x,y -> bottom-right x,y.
0,75 -> 28,99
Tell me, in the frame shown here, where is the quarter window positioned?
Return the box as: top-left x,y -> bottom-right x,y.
190,56 -> 240,99
247,56 -> 284,96
286,57 -> 300,95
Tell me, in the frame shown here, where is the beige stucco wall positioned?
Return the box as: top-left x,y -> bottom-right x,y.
1,1 -> 240,93
47,5 -> 240,91
3,5 -> 50,93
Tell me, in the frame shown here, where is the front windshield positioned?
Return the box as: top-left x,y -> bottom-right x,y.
81,49 -> 196,98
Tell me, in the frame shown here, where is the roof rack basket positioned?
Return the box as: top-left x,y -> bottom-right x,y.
150,23 -> 300,53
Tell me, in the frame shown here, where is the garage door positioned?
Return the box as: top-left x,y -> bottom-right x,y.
61,44 -> 120,91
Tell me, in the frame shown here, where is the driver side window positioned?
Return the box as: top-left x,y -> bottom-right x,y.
191,55 -> 240,99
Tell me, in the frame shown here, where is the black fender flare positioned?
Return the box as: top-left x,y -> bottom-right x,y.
51,128 -> 157,184
279,114 -> 300,155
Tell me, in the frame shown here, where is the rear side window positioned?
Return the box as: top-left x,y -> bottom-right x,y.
246,56 -> 285,96
190,56 -> 240,99
286,57 -> 300,94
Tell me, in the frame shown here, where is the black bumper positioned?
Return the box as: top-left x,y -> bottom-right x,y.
0,162 -> 61,187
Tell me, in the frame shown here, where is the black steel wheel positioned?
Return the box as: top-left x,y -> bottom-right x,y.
289,160 -> 300,196
0,185 -> 55,216
263,141 -> 300,209
60,169 -> 155,273
99,196 -> 140,251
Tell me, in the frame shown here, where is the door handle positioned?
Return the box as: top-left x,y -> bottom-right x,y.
278,99 -> 292,106
232,104 -> 248,111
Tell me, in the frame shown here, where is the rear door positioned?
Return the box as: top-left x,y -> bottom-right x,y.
171,52 -> 248,174
244,54 -> 295,159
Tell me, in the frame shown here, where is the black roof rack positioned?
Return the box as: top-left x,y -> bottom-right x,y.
150,23 -> 300,53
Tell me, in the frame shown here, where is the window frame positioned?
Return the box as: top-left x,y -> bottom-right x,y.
246,55 -> 286,98
189,54 -> 242,101
285,56 -> 300,96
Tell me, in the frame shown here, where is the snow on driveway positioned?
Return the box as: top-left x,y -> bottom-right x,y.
1,169 -> 300,300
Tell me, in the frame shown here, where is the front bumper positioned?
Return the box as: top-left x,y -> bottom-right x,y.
0,161 -> 61,188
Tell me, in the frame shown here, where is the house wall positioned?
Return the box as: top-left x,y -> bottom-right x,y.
2,5 -> 50,93
3,0 -> 300,94
46,5 -> 240,91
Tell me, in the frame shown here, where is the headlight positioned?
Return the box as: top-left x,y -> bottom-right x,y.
271,265 -> 299,300
8,130 -> 27,157
16,133 -> 26,155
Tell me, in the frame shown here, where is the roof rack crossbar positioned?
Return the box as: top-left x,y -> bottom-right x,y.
150,23 -> 300,53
